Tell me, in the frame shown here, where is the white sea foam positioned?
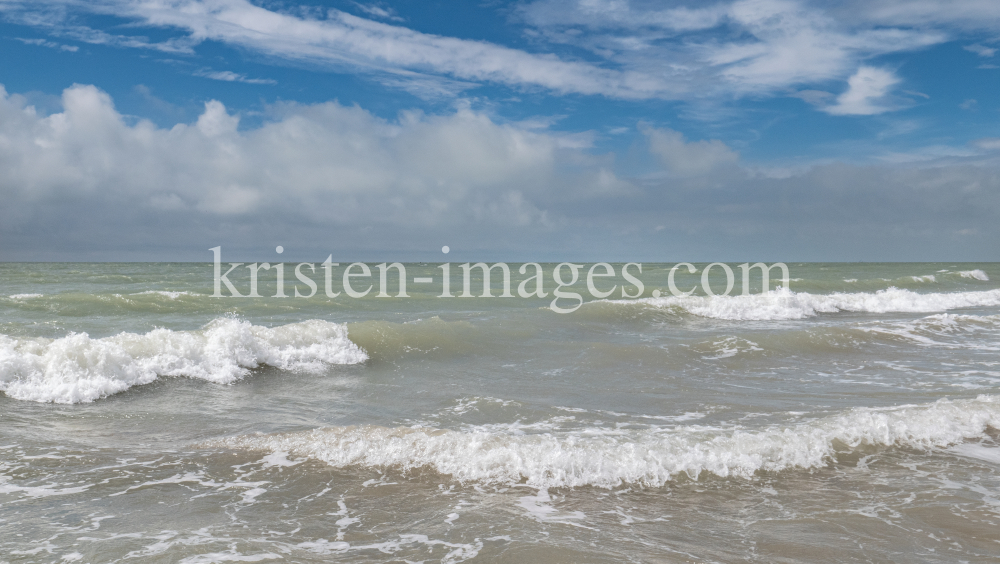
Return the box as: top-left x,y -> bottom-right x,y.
0,318 -> 367,403
8,294 -> 42,299
132,290 -> 197,299
959,269 -> 990,281
701,336 -> 762,359
909,275 -> 936,283
862,313 -> 1000,349
949,443 -> 1000,466
207,396 -> 1000,489
613,287 -> 1000,320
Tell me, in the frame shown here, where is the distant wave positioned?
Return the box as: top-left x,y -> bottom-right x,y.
601,287 -> 1000,320
959,269 -> 990,281
0,318 -> 366,403
205,396 -> 1000,488
130,290 -> 199,299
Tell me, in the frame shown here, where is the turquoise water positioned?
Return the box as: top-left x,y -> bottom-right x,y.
1,262 -> 999,562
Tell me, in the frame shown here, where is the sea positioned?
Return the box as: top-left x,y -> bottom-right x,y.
1,262 -> 999,563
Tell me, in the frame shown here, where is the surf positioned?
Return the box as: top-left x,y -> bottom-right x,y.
0,318 -> 366,403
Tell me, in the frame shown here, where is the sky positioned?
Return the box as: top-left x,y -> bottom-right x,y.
0,0 -> 998,262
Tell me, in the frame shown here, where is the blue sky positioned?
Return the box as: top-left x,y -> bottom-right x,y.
0,0 -> 999,261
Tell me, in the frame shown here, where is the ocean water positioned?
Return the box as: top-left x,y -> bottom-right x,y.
1,262 -> 1000,563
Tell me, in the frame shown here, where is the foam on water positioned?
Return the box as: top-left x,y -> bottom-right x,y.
613,287 -> 1000,320
861,313 -> 1000,350
131,290 -> 199,299
0,318 -> 367,403
959,269 -> 990,281
207,395 -> 1000,488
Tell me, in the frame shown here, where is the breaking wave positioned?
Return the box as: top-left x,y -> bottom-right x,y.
0,318 -> 367,404
959,269 -> 990,281
206,396 -> 1000,488
608,287 -> 1000,320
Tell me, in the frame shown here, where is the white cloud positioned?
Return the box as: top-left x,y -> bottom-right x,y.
519,0 -> 728,32
0,0 -> 676,99
195,99 -> 240,137
15,37 -> 78,51
373,72 -> 478,100
353,3 -> 404,22
840,0 -> 1000,30
972,137 -> 1000,151
0,82 -> 626,235
642,125 -> 739,175
823,66 -> 900,115
193,69 -> 277,85
959,98 -> 978,110
1,3 -> 197,53
521,0 -> 944,101
0,0 -> 956,107
711,0 -> 936,91
1,82 -> 999,260
964,43 -> 997,57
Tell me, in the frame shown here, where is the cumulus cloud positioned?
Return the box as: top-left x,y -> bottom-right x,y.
0,82 -> 998,261
642,126 -> 739,176
0,82 -> 631,258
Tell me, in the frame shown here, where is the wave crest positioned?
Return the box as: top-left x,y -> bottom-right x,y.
0,318 -> 367,403
959,269 -> 990,281
608,287 -> 1000,320
205,396 -> 1000,488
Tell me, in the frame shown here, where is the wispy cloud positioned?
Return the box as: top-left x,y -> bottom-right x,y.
1,0 -> 996,113
0,0 -> 675,99
0,1 -> 197,53
964,43 -> 997,57
522,0 -> 944,100
353,2 -> 404,22
15,37 -> 77,51
194,69 -> 276,85
841,0 -> 1000,30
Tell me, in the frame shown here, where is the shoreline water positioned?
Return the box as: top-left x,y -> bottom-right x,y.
1,262 -> 999,562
